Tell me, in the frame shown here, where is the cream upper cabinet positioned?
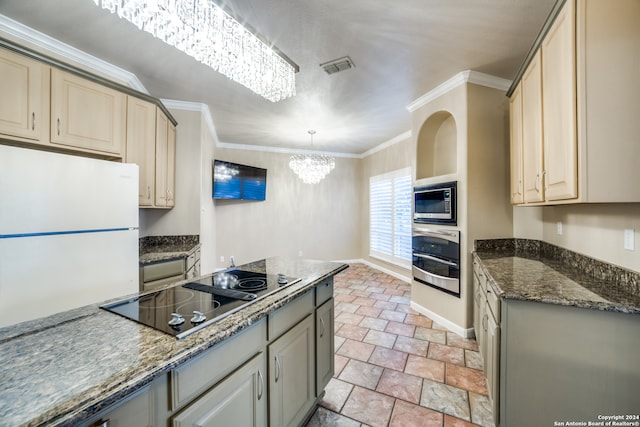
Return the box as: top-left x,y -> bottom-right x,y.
0,48 -> 50,143
166,122 -> 176,208
126,97 -> 156,207
154,109 -> 169,207
542,0 -> 577,201
51,68 -> 126,157
521,50 -> 544,204
509,83 -> 524,205
509,0 -> 640,204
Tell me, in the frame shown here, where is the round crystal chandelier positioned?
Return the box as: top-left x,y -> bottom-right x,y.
289,131 -> 336,184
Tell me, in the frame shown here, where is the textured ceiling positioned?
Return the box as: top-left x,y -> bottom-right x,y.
0,0 -> 555,154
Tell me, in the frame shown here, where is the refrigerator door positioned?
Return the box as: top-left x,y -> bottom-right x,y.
0,145 -> 139,328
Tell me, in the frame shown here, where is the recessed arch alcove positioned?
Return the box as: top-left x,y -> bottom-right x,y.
416,111 -> 457,180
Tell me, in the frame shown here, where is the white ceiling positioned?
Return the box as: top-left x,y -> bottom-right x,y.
0,0 -> 555,155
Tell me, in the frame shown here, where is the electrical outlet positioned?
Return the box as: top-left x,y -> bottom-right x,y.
220,255 -> 225,263
298,250 -> 303,257
556,221 -> 563,235
624,229 -> 635,251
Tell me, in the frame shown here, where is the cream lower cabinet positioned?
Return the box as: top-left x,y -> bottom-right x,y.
269,314 -> 315,427
509,0 -> 640,204
0,47 -> 50,144
172,352 -> 267,427
80,380 -> 159,427
50,68 -> 126,158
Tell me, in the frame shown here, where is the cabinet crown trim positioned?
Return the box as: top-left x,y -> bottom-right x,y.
407,70 -> 512,112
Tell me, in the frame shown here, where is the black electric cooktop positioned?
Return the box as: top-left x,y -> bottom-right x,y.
101,269 -> 300,339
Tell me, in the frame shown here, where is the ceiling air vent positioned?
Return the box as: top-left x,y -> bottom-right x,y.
320,56 -> 355,75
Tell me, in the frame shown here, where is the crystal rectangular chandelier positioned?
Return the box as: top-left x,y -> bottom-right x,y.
92,0 -> 297,102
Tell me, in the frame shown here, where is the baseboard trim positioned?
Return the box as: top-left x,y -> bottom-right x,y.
409,301 -> 475,339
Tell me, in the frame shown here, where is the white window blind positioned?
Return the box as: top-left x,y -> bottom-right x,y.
369,167 -> 412,268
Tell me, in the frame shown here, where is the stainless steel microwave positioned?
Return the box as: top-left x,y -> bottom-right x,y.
413,181 -> 456,225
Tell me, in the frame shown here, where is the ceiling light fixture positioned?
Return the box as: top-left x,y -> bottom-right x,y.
289,130 -> 335,184
92,0 -> 298,102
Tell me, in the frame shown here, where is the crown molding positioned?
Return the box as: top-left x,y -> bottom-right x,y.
161,99 -> 219,144
406,70 -> 512,112
361,130 -> 412,158
0,13 -> 147,93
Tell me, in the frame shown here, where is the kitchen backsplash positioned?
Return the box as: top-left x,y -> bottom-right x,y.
475,238 -> 640,296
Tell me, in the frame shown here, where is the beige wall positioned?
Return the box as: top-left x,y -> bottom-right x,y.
213,148 -> 362,269
514,204 -> 640,273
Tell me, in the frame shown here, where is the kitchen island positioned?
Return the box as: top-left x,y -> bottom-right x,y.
0,257 -> 347,427
473,239 -> 640,427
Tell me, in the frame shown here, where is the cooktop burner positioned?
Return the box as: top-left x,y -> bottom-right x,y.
101,269 -> 300,339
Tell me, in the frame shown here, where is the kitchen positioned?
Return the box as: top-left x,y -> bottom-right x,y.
1,0 -> 640,426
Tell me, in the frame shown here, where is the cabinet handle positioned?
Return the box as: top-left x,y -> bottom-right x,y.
147,185 -> 151,200
542,170 -> 547,190
482,313 -> 488,331
257,369 -> 264,400
535,173 -> 540,192
57,118 -> 61,136
32,112 -> 35,131
320,317 -> 325,338
275,356 -> 280,383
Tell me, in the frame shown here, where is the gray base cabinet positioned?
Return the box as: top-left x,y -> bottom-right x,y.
501,299 -> 640,427
315,298 -> 334,396
269,314 -> 315,427
472,259 -> 500,424
171,352 -> 267,427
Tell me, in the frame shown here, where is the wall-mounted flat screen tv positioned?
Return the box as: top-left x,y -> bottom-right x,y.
213,160 -> 267,201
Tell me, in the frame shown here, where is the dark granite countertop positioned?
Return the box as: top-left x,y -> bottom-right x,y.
138,235 -> 200,265
0,257 -> 348,427
473,239 -> 640,314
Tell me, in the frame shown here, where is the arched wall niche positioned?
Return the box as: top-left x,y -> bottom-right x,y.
416,111 -> 458,180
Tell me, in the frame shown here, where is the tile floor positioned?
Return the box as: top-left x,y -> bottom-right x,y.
305,263 -> 494,427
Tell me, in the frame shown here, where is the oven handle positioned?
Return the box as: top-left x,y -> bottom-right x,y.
413,265 -> 459,283
412,227 -> 459,243
413,252 -> 458,267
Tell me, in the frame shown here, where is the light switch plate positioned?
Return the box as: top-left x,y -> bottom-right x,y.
624,229 -> 634,251
556,221 -> 563,235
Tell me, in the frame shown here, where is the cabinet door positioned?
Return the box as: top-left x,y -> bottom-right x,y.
172,352 -> 267,427
0,48 -> 49,143
521,49 -> 544,203
473,273 -> 484,343
542,0 -> 578,201
485,312 -> 500,424
126,97 -> 156,206
316,298 -> 334,396
269,314 -> 315,427
509,82 -> 524,204
51,68 -> 126,156
155,109 -> 168,207
166,122 -> 176,207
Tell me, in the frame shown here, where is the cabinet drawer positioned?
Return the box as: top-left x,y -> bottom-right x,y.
268,291 -> 313,341
142,259 -> 185,282
142,273 -> 184,292
315,278 -> 333,307
81,383 -> 153,427
170,318 -> 266,411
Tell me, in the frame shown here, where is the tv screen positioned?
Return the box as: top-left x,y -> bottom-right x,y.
213,160 -> 267,201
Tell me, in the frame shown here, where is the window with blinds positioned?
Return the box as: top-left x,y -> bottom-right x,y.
369,167 -> 412,268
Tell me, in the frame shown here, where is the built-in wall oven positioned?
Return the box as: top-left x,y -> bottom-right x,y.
412,227 -> 460,297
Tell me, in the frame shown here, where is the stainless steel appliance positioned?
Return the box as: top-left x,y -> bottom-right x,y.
102,268 -> 300,339
412,227 -> 460,297
413,181 -> 456,225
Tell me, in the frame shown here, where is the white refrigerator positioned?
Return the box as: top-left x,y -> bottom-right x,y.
0,145 -> 139,328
